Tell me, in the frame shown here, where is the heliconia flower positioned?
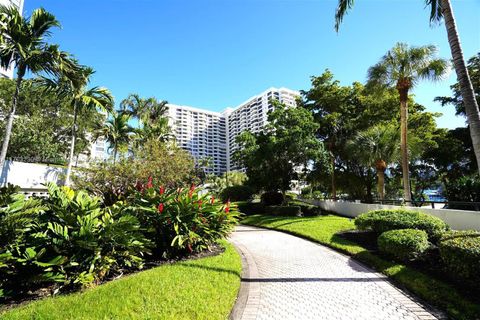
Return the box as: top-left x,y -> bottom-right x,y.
198,200 -> 203,209
146,176 -> 153,189
188,189 -> 193,198
190,183 -> 195,192
187,243 -> 193,253
210,196 -> 215,204
158,203 -> 164,213
225,200 -> 231,213
159,186 -> 165,195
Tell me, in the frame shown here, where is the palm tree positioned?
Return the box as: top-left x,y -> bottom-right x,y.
94,110 -> 134,163
367,43 -> 448,203
334,0 -> 480,176
120,94 -> 171,146
0,5 -> 74,175
350,123 -> 399,200
40,66 -> 113,185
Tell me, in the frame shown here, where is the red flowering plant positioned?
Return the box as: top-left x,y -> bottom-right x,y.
127,178 -> 240,256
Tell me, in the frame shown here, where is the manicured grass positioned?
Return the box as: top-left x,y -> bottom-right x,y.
242,214 -> 480,320
1,241 -> 241,320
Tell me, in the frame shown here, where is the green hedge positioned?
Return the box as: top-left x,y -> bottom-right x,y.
219,185 -> 255,202
439,230 -> 480,286
289,200 -> 322,217
355,209 -> 448,241
378,229 -> 429,262
266,205 -> 301,216
236,202 -> 265,215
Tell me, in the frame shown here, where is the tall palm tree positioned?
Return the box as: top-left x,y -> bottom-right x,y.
334,0 -> 480,176
120,94 -> 171,146
40,66 -> 113,185
367,43 -> 448,203
94,110 -> 134,163
350,123 -> 399,200
0,5 -> 74,175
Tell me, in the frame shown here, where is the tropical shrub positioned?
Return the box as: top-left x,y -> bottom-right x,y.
73,141 -> 195,205
0,184 -> 149,298
288,200 -> 323,217
219,185 -> 255,202
377,229 -> 429,262
439,230 -> 480,286
355,209 -> 448,241
261,191 -> 284,206
127,181 -> 240,256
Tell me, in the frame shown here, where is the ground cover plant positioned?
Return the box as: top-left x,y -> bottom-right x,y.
0,241 -> 241,320
241,214 -> 480,320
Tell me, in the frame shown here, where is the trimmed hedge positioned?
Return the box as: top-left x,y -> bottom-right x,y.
261,192 -> 284,206
355,209 -> 448,241
219,185 -> 255,202
236,202 -> 265,215
439,230 -> 480,286
289,200 -> 322,217
266,205 -> 301,216
378,229 -> 429,262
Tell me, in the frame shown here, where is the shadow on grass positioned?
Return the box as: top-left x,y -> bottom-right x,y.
176,262 -> 242,278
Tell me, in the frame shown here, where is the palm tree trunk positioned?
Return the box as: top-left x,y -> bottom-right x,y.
0,74 -> 23,177
113,145 -> 117,164
440,0 -> 480,175
65,102 -> 78,186
376,168 -> 385,201
398,91 -> 412,203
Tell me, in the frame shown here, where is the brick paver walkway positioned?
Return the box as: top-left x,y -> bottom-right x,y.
230,225 -> 444,320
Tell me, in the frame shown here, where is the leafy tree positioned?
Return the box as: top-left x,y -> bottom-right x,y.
349,123 -> 399,200
435,53 -> 479,117
366,43 -> 448,203
207,171 -> 248,196
0,5 -> 75,174
301,71 -> 398,200
334,0 -> 480,177
234,102 -> 326,194
94,110 -> 134,163
40,66 -> 114,185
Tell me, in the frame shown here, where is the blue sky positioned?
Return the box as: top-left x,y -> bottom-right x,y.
25,0 -> 480,129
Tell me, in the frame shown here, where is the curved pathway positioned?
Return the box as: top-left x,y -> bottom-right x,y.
230,225 -> 445,320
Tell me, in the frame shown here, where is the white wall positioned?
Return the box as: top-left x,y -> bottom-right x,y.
304,199 -> 480,231
1,160 -> 65,189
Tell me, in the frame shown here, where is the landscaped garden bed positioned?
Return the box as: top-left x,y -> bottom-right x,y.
0,180 -> 242,318
0,241 -> 241,319
241,213 -> 480,320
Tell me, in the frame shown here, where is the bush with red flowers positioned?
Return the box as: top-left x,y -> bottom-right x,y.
127,179 -> 240,256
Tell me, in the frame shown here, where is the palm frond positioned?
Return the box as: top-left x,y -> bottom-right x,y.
29,7 -> 60,38
334,0 -> 355,32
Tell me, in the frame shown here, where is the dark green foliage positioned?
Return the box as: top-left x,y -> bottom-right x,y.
0,184 -> 148,297
219,185 -> 255,202
236,202 -> 266,216
444,175 -> 480,209
288,200 -> 323,216
0,183 -> 20,206
261,191 -> 284,206
266,206 -> 301,216
439,230 -> 480,286
355,209 -> 448,241
378,229 -> 429,262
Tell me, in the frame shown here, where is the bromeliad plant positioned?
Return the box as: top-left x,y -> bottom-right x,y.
129,178 -> 240,256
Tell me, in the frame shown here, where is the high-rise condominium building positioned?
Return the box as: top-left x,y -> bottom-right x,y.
0,0 -> 24,79
168,87 -> 299,175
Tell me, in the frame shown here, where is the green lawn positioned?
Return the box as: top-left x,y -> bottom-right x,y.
242,214 -> 480,320
1,241 -> 241,320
